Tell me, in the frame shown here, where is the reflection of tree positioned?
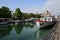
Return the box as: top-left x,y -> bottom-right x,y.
35,29 -> 50,40
15,24 -> 23,34
0,25 -> 12,38
15,22 -> 35,34
24,22 -> 34,28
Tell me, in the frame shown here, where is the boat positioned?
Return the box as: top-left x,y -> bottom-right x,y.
0,18 -> 8,25
35,10 -> 56,28
36,16 -> 56,28
0,22 -> 8,25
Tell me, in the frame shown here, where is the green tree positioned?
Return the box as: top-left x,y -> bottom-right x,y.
24,14 -> 31,19
29,13 -> 35,17
23,13 -> 35,19
0,8 -> 2,17
35,14 -> 41,18
14,8 -> 22,19
0,6 -> 12,18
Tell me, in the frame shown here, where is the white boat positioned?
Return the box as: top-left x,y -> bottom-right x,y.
35,10 -> 57,28
0,18 -> 8,25
36,16 -> 56,28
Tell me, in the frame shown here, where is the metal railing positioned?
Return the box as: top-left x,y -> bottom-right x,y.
43,21 -> 58,40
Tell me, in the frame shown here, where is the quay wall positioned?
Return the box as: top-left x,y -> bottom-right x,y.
43,21 -> 58,40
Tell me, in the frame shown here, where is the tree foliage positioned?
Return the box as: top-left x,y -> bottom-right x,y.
14,8 -> 22,19
0,6 -> 43,19
35,14 -> 41,18
29,13 -> 35,17
0,6 -> 12,18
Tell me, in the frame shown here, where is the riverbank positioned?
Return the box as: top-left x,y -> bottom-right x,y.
0,18 -> 35,24
42,18 -> 59,40
54,20 -> 60,40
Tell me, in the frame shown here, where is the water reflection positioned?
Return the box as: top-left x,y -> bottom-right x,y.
35,28 -> 51,40
24,22 -> 35,28
0,25 -> 12,38
15,22 -> 35,34
15,24 -> 23,34
0,22 -> 51,40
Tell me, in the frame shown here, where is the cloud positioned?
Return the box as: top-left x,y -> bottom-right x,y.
43,0 -> 60,15
22,0 -> 60,15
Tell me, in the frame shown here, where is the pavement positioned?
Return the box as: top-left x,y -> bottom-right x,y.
54,20 -> 60,40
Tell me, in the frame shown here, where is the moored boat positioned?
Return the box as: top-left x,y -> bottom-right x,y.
0,18 -> 8,25
35,10 -> 56,28
36,16 -> 56,28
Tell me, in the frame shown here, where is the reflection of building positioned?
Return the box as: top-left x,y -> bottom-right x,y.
43,10 -> 52,17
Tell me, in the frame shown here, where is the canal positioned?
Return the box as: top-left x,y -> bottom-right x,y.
0,22 -> 53,40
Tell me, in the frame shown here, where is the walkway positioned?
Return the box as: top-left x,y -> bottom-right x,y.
54,20 -> 60,40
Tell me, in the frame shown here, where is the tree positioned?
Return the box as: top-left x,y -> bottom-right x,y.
23,14 -> 31,19
29,13 -> 35,17
14,8 -> 22,20
0,6 -> 12,18
35,14 -> 41,18
0,8 -> 2,18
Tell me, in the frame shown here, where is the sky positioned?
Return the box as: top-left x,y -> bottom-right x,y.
0,0 -> 60,15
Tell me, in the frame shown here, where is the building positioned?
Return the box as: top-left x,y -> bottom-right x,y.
43,10 -> 52,17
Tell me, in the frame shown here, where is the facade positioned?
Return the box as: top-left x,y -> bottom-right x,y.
43,10 -> 52,17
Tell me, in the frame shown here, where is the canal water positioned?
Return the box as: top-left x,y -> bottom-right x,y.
0,22 -> 51,40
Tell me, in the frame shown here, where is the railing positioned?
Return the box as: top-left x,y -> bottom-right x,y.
43,21 -> 58,40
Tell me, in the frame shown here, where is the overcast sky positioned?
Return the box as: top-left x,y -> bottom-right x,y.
0,0 -> 60,15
